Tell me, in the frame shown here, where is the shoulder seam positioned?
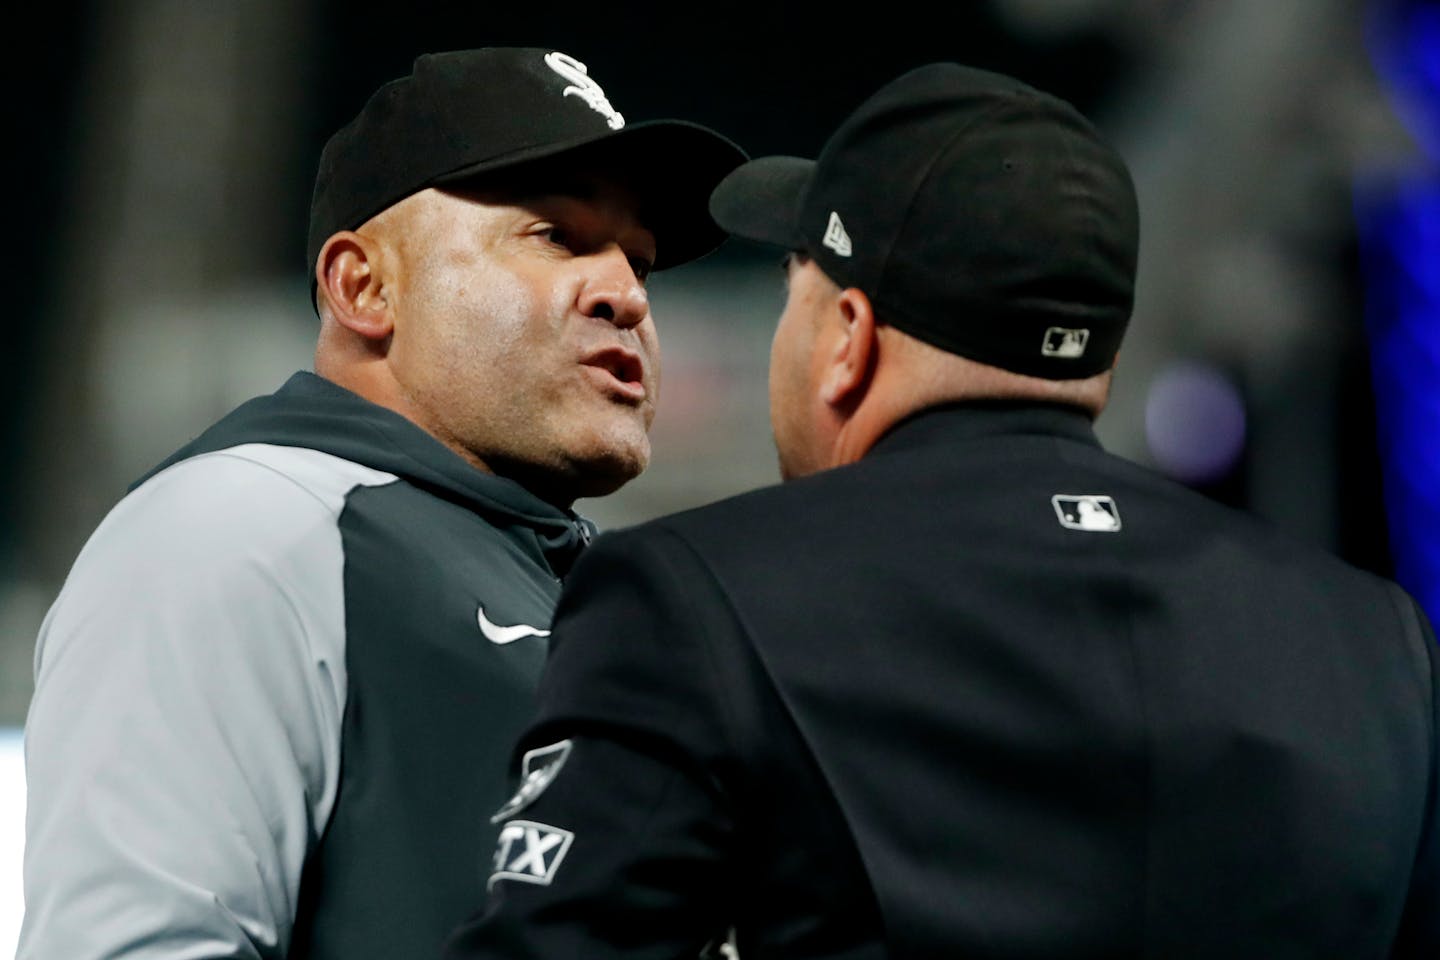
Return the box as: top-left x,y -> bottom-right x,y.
162,445 -> 398,518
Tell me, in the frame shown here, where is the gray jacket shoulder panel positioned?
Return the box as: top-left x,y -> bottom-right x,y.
21,444 -> 395,960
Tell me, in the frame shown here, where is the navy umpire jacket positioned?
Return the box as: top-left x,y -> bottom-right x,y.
446,401 -> 1438,959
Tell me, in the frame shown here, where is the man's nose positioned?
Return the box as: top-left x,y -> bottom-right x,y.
577,246 -> 650,329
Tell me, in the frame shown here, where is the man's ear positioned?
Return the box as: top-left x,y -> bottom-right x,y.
316,231 -> 392,340
819,287 -> 878,410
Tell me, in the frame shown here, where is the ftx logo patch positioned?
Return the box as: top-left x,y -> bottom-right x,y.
489,820 -> 574,889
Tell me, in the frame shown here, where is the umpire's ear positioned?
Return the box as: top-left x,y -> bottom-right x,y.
315,230 -> 393,340
818,285 -> 878,411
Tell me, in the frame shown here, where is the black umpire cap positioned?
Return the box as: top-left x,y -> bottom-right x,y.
308,47 -> 747,295
710,63 -> 1140,380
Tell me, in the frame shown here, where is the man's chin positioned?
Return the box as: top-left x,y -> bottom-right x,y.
566,444 -> 651,500
490,441 -> 650,507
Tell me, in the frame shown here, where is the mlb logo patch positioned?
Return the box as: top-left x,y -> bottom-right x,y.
1052,494 -> 1122,532
1041,326 -> 1090,358
488,820 -> 575,889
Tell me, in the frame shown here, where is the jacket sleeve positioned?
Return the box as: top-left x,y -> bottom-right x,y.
443,524 -> 743,960
18,451 -> 350,960
1394,591 -> 1440,957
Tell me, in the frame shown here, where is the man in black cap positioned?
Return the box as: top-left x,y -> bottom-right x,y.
445,62 -> 1438,958
19,48 -> 743,960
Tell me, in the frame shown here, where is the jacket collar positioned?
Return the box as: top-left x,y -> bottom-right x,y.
868,400 -> 1102,458
133,371 -> 596,575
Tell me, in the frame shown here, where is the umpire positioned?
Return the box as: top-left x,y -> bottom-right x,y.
446,63 -> 1439,958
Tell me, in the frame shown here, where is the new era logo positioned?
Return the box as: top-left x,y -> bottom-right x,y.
822,211 -> 853,257
489,820 -> 574,889
1042,327 -> 1090,358
1052,494 -> 1122,532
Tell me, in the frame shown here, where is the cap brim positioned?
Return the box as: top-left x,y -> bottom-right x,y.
433,119 -> 747,270
708,156 -> 815,250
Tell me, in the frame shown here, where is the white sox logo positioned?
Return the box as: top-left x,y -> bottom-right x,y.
543,52 -> 625,129
488,820 -> 575,889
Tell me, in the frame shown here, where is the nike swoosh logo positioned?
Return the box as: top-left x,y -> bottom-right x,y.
477,605 -> 552,645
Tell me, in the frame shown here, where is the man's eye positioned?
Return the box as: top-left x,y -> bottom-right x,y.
544,226 -> 570,247
629,256 -> 653,282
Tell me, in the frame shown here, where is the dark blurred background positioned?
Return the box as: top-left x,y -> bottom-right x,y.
5,0 -> 1438,720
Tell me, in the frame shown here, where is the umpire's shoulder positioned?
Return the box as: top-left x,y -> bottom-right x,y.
69,443 -> 396,589
585,476 -> 808,562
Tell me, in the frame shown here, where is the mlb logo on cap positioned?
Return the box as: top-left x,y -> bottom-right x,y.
1042,327 -> 1090,358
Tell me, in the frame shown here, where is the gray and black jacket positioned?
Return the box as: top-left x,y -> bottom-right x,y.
20,371 -> 595,960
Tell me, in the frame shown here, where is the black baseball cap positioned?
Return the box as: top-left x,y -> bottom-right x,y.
308,47 -> 747,289
709,63 -> 1139,379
